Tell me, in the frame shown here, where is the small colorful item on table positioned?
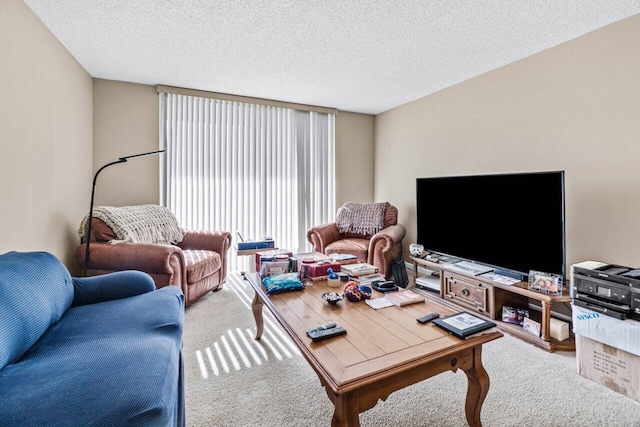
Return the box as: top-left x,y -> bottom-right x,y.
262,272 -> 305,295
343,281 -> 372,302
327,268 -> 341,288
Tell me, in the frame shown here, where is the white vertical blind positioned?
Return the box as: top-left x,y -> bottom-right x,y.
159,93 -> 335,270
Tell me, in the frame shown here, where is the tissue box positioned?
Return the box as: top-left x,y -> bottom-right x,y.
302,261 -> 341,281
550,318 -> 569,341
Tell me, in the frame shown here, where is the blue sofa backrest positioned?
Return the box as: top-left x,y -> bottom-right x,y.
0,251 -> 74,369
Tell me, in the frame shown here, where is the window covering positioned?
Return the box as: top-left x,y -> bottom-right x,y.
159,93 -> 335,270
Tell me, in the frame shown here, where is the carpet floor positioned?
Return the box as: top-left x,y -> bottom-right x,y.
182,272 -> 640,426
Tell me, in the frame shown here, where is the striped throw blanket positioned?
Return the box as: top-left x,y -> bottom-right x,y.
335,202 -> 389,235
78,205 -> 184,245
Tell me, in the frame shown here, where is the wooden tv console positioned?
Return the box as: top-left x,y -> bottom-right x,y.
410,256 -> 574,352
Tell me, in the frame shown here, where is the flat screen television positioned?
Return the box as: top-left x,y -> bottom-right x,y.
416,171 -> 565,280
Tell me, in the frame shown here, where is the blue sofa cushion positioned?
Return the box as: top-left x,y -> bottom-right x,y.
0,251 -> 74,370
0,285 -> 184,426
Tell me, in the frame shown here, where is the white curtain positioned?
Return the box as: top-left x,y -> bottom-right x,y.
159,93 -> 335,271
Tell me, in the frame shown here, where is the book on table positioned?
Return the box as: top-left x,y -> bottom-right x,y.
341,263 -> 378,276
350,273 -> 385,284
384,289 -> 425,306
432,311 -> 496,339
328,253 -> 359,265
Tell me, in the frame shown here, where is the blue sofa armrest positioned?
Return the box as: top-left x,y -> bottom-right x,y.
72,270 -> 156,307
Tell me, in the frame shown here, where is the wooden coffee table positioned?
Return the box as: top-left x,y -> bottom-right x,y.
246,274 -> 503,426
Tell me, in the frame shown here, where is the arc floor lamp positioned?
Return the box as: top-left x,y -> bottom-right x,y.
83,149 -> 165,275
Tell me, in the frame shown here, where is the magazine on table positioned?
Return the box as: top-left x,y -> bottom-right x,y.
384,289 -> 425,306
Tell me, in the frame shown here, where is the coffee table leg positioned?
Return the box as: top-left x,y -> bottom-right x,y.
331,393 -> 360,427
463,345 -> 489,427
252,291 -> 264,340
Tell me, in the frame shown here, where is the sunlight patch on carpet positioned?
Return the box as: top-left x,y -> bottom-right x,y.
194,272 -> 301,379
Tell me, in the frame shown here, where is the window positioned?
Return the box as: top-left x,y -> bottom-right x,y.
159,93 -> 335,270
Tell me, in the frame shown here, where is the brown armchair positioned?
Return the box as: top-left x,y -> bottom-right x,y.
307,203 -> 406,278
75,205 -> 231,307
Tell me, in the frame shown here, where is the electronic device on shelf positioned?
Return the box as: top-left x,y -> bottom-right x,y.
572,262 -> 640,321
409,243 -> 424,256
416,171 -> 565,282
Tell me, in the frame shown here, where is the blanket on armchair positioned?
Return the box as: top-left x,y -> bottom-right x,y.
336,202 -> 390,235
78,205 -> 184,245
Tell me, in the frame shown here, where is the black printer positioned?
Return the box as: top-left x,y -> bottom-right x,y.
572,262 -> 640,321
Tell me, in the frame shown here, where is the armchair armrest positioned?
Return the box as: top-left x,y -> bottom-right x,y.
307,223 -> 342,253
368,224 -> 407,277
368,224 -> 406,251
72,270 -> 156,307
178,230 -> 231,290
178,230 -> 232,255
75,242 -> 185,274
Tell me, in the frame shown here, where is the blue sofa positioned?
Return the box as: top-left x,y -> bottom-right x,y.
0,251 -> 185,426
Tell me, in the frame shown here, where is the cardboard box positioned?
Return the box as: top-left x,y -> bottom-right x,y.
572,304 -> 640,356
576,335 -> 640,403
259,261 -> 290,279
254,249 -> 293,272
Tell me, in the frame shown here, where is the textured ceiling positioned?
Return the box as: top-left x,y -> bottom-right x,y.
22,0 -> 640,114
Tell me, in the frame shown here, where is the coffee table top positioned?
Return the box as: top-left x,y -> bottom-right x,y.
247,274 -> 503,394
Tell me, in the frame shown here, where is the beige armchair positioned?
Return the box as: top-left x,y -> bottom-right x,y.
307,203 -> 406,278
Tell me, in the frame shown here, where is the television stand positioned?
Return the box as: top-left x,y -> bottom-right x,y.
410,256 -> 574,352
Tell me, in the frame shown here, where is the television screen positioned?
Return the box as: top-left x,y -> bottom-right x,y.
416,171 -> 565,279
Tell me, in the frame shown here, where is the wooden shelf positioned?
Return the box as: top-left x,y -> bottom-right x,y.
496,320 -> 575,352
410,255 -> 574,352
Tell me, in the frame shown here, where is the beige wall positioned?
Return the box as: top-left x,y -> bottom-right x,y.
375,13 -> 640,270
0,0 -> 93,270
335,111 -> 375,205
93,80 -> 160,206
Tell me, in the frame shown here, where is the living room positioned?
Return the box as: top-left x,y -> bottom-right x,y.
3,0 -> 640,425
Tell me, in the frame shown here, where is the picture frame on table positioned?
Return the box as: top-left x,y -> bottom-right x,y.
432,311 -> 496,339
522,317 -> 541,337
528,270 -> 564,296
501,306 -> 529,325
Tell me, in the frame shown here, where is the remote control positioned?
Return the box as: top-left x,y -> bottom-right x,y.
306,322 -> 337,334
417,313 -> 440,324
307,326 -> 347,342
